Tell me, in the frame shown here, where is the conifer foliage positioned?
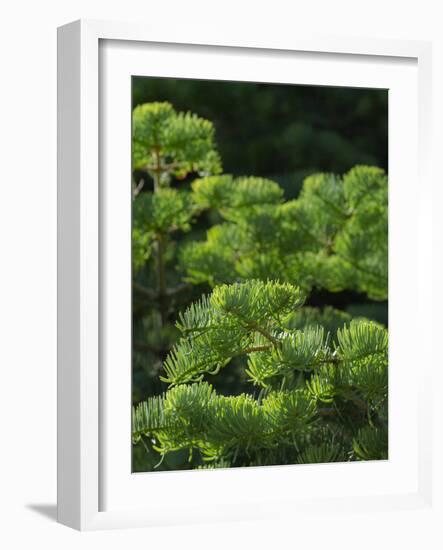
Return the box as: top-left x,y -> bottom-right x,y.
133,280 -> 388,467
132,101 -> 388,470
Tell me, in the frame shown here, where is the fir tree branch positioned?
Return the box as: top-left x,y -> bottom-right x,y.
243,344 -> 273,354
132,281 -> 157,301
152,146 -> 162,192
246,321 -> 281,347
293,211 -> 387,283
133,341 -> 166,355
132,104 -> 389,469
338,254 -> 388,283
312,189 -> 351,220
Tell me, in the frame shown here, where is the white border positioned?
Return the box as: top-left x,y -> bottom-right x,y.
101,39 -> 419,511
57,19 -> 433,531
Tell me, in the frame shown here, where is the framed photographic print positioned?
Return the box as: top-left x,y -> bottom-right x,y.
57,19 -> 434,531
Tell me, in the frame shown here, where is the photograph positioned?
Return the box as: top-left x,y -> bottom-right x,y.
2,1 -> 437,542
131,77 -> 389,473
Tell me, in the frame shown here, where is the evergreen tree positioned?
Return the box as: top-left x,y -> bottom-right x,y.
132,102 -> 221,401
132,102 -> 388,470
183,166 -> 387,300
133,280 -> 388,468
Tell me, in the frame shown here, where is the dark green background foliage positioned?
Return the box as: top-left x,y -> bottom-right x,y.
132,78 -> 388,472
133,78 -> 388,198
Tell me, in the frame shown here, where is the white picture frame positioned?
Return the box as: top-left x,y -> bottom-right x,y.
57,19 -> 434,531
